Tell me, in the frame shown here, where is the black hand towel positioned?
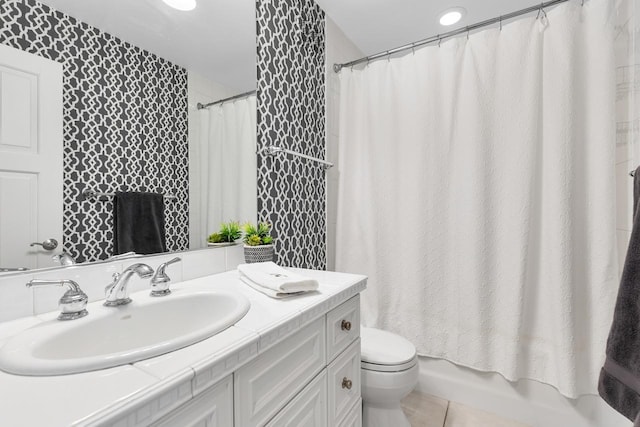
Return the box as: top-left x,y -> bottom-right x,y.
599,165 -> 640,425
113,191 -> 167,255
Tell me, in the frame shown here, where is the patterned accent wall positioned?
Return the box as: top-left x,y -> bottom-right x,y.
256,0 -> 326,269
0,0 -> 189,263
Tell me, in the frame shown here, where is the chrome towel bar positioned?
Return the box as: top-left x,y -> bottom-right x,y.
264,146 -> 334,170
82,189 -> 177,201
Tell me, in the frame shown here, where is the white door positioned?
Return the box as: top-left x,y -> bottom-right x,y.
0,43 -> 63,271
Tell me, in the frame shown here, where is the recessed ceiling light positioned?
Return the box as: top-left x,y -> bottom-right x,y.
162,0 -> 196,11
439,7 -> 466,26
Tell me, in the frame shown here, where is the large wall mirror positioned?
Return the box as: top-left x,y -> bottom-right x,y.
0,0 -> 257,272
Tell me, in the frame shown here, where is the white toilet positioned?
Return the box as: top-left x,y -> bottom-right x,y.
360,327 -> 418,427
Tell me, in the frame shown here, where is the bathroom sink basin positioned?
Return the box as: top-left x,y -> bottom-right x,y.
0,289 -> 250,376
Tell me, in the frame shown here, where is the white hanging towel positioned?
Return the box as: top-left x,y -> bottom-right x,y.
238,262 -> 319,298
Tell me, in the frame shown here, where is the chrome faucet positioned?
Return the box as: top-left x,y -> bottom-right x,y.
104,263 -> 153,307
26,279 -> 88,320
150,257 -> 181,297
52,252 -> 76,266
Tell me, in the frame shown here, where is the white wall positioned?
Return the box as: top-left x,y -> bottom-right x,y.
325,17 -> 364,271
614,0 -> 640,275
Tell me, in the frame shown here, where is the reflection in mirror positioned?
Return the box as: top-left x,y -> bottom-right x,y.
191,92 -> 257,250
0,0 -> 256,271
0,42 -> 63,272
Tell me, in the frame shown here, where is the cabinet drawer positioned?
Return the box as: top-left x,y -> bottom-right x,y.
150,375 -> 232,427
338,399 -> 362,427
235,318 -> 326,427
326,295 -> 360,363
328,338 -> 361,426
266,370 -> 327,427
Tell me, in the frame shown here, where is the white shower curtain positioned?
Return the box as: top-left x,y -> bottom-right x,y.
336,0 -> 618,398
197,96 -> 257,243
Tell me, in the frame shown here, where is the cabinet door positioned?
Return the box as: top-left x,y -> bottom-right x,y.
338,399 -> 362,427
328,339 -> 361,426
326,295 -> 360,363
235,318 -> 326,427
266,371 -> 327,427
151,376 -> 233,427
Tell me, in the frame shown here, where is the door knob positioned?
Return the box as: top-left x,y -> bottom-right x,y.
341,320 -> 352,331
30,239 -> 58,251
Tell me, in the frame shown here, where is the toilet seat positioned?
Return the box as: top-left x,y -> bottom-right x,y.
361,356 -> 417,372
360,327 -> 417,372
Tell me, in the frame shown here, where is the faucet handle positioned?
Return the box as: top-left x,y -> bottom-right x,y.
150,257 -> 182,297
26,279 -> 88,321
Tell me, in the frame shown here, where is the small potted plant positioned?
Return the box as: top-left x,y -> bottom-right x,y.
242,221 -> 274,263
207,221 -> 242,247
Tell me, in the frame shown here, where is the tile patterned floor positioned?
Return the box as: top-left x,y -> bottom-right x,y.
401,391 -> 531,427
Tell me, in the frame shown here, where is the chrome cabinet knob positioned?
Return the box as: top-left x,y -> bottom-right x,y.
342,377 -> 353,390
30,238 -> 58,251
341,320 -> 352,331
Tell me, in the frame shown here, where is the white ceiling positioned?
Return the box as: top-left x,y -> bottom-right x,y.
316,0 -> 542,57
37,0 -> 546,90
38,0 -> 256,91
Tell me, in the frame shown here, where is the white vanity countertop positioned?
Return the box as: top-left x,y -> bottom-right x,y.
0,268 -> 366,427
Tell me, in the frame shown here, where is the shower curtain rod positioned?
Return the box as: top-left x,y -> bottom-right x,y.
333,0 -> 573,73
197,89 -> 256,110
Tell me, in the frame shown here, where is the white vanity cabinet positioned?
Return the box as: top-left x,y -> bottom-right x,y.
234,318 -> 327,426
131,295 -> 362,427
150,375 -> 233,427
327,339 -> 361,425
237,295 -> 362,427
0,269 -> 366,427
265,371 -> 328,427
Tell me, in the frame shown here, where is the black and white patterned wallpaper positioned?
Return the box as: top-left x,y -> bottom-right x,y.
256,0 -> 327,269
0,0 -> 189,263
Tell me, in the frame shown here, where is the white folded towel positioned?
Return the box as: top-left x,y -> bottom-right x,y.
239,276 -> 306,299
237,262 -> 319,298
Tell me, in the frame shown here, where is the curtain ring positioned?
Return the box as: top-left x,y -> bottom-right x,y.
411,43 -> 416,55
499,16 -> 502,31
387,51 -> 391,62
437,35 -> 441,47
540,7 -> 547,21
466,27 -> 470,40
536,4 -> 548,20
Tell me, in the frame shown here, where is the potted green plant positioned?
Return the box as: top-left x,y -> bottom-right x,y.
207,221 -> 242,247
242,221 -> 274,263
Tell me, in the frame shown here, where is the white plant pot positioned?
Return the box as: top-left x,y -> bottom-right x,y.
243,244 -> 274,263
